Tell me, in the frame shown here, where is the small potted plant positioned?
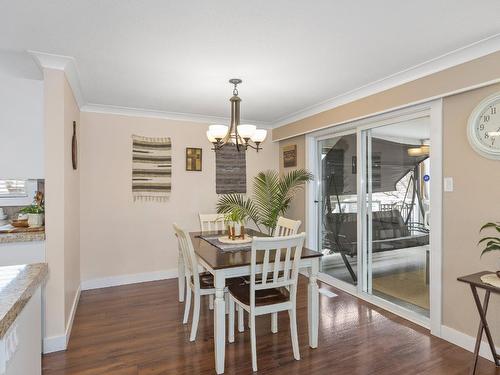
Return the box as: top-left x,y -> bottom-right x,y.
478,222 -> 500,278
20,192 -> 45,228
224,210 -> 246,240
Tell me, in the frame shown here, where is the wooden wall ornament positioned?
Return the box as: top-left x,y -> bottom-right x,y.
216,144 -> 246,194
186,147 -> 202,171
72,121 -> 78,170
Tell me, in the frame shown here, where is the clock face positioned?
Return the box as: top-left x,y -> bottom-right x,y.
467,93 -> 500,160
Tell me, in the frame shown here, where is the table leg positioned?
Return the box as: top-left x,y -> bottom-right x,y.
214,271 -> 226,374
308,258 -> 319,348
470,286 -> 499,371
178,248 -> 185,302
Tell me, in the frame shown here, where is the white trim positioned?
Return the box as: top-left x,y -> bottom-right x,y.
272,33 -> 500,128
307,101 -> 443,332
28,51 -> 86,109
43,334 -> 66,354
441,325 -> 500,363
80,269 -> 178,291
429,99 -> 443,336
42,287 -> 81,354
81,103 -> 273,128
65,286 -> 80,347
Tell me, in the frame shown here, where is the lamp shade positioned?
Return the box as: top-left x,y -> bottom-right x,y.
206,130 -> 217,143
237,124 -> 257,139
208,124 -> 228,139
251,129 -> 267,143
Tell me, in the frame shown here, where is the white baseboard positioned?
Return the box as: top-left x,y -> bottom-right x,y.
441,325 -> 500,363
43,286 -> 81,354
65,286 -> 81,347
80,269 -> 178,291
43,334 -> 66,354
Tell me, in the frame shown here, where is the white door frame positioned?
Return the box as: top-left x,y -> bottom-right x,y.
305,99 -> 443,335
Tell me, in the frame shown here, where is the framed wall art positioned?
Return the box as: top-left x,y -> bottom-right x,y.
186,147 -> 202,171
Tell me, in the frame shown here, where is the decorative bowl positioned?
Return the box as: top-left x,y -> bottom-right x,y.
11,219 -> 29,228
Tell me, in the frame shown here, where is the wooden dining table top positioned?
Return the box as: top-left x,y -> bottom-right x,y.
190,228 -> 322,270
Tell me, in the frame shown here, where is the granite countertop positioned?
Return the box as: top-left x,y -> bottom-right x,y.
0,227 -> 45,244
0,263 -> 48,339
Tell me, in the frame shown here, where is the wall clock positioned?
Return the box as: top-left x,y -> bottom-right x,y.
467,92 -> 500,160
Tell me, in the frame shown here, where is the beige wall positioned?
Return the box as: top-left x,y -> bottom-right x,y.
43,69 -> 66,341
63,76 -> 80,327
442,82 -> 500,341
278,135 -> 307,231
79,112 -> 278,284
43,68 -> 81,344
273,50 -> 500,141
276,55 -> 500,353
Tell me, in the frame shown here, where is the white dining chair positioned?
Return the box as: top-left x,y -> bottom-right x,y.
199,213 -> 226,310
238,216 -> 302,333
270,216 -> 302,332
227,233 -> 306,372
173,223 -> 219,342
275,216 -> 301,236
199,213 -> 225,232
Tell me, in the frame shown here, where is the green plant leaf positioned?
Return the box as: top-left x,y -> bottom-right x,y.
478,236 -> 500,245
481,243 -> 500,257
216,194 -> 261,231
479,222 -> 500,233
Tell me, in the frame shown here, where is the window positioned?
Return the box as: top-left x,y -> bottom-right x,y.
0,180 -> 27,198
0,179 -> 37,206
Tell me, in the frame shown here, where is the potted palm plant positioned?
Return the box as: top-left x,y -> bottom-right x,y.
217,169 -> 313,235
478,222 -> 500,278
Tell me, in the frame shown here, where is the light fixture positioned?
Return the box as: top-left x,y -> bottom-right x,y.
206,79 -> 267,152
407,140 -> 430,157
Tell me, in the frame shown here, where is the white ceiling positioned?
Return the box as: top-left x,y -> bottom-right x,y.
1,0 -> 500,125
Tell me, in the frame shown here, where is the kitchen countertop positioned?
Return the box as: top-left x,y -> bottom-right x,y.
0,263 -> 48,339
0,225 -> 45,244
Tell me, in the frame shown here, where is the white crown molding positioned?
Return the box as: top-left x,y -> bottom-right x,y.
271,33 -> 500,128
28,50 -> 86,108
28,33 -> 500,129
81,103 -> 274,128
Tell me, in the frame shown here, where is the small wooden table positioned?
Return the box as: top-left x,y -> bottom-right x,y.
181,229 -> 323,374
457,271 -> 500,375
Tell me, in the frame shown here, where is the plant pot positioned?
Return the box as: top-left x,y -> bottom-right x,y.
27,213 -> 44,228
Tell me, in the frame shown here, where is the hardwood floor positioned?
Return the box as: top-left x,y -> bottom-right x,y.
42,277 -> 499,375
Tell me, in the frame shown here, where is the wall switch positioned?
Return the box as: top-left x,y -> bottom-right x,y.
444,177 -> 454,192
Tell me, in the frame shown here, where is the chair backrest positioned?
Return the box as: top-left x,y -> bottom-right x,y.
249,233 -> 306,308
275,216 -> 301,236
173,223 -> 201,289
199,213 -> 225,232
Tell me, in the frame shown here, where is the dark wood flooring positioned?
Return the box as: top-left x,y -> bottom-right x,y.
42,277 -> 499,374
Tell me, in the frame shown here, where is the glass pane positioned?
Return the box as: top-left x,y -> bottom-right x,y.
318,133 -> 358,285
367,119 -> 430,316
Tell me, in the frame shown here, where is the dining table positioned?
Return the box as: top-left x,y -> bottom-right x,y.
177,228 -> 323,374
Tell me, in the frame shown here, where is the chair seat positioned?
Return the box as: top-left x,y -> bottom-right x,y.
192,272 -> 246,289
228,283 -> 290,306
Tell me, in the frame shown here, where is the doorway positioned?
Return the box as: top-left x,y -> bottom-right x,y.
307,101 -> 442,328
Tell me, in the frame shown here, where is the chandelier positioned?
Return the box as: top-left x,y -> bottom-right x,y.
206,79 -> 267,152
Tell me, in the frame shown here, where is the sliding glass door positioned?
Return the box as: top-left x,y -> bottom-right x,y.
315,113 -> 432,318
317,132 -> 358,286
363,119 -> 431,317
